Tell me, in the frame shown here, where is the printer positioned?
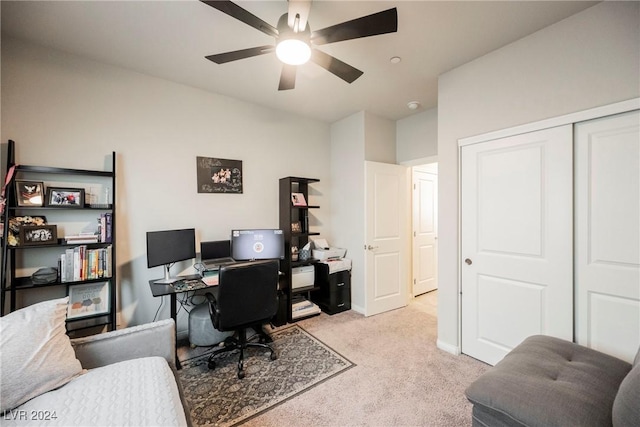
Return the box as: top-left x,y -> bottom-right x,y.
311,238 -> 346,260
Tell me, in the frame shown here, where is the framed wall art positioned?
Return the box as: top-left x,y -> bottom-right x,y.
67,282 -> 110,319
15,180 -> 45,207
19,224 -> 58,246
196,156 -> 243,194
291,192 -> 307,206
46,187 -> 85,207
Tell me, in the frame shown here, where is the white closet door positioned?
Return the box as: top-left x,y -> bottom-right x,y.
575,110 -> 640,363
461,125 -> 573,366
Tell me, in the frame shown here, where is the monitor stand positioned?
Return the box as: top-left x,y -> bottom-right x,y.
153,264 -> 180,285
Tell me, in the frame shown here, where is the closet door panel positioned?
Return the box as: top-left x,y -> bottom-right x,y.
461,125 -> 573,366
575,110 -> 640,363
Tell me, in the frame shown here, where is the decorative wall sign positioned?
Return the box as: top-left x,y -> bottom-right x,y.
19,224 -> 58,246
196,157 -> 243,194
67,282 -> 110,319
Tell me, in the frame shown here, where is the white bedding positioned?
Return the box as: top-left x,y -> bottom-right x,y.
4,357 -> 187,427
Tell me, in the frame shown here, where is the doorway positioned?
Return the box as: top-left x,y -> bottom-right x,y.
412,162 -> 438,298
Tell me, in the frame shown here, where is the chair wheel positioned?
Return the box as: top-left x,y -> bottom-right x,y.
238,370 -> 245,379
208,360 -> 216,370
223,337 -> 235,347
270,352 -> 278,361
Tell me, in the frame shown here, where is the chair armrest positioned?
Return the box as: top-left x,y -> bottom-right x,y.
71,319 -> 175,369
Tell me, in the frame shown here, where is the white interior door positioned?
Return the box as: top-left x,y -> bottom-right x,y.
364,161 -> 410,316
461,125 -> 573,365
413,168 -> 438,296
575,110 -> 640,363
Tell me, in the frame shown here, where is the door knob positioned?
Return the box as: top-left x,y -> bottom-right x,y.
465,258 -> 473,265
367,245 -> 379,250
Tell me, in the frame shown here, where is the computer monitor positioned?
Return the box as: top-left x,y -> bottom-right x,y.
231,229 -> 284,261
200,240 -> 231,261
147,228 -> 196,284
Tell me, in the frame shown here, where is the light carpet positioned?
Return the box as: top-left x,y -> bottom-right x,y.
178,325 -> 354,427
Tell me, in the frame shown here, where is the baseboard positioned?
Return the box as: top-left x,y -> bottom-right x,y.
437,339 -> 461,356
350,303 -> 364,315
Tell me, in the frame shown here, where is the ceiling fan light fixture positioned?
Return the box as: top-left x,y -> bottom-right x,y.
276,38 -> 311,65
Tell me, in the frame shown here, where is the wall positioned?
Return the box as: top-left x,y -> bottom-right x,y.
364,111 -> 396,163
437,1 -> 640,353
1,37 -> 332,335
329,111 -> 396,313
329,112 -> 365,311
396,108 -> 438,163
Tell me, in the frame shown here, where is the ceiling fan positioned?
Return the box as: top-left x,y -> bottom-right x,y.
201,0 -> 398,90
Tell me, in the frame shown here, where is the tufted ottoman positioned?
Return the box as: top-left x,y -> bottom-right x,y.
465,335 -> 640,427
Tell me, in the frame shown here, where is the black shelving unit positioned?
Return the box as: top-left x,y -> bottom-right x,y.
279,176 -> 322,322
1,140 -> 117,335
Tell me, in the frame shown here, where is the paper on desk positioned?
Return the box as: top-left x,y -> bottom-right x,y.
201,273 -> 219,286
313,238 -> 329,249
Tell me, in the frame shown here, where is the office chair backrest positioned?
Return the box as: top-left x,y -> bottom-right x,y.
215,259 -> 279,330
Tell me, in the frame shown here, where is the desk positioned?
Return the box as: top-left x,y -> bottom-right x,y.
148,274 -> 212,369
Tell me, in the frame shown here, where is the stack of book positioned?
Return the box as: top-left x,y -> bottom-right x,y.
291,298 -> 321,319
64,232 -> 100,244
59,244 -> 112,283
99,213 -> 113,243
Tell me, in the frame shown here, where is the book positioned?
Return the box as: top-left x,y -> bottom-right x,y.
291,192 -> 307,207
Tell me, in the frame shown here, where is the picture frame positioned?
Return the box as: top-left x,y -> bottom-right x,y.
15,180 -> 45,207
7,216 -> 47,246
19,224 -> 58,246
67,282 -> 110,319
291,221 -> 302,233
291,192 -> 307,207
196,156 -> 243,194
46,187 -> 85,207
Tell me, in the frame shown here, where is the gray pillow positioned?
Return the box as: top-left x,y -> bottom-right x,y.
613,362 -> 640,427
0,297 -> 84,412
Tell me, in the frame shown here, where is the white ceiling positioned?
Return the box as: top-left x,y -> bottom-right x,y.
1,0 -> 599,123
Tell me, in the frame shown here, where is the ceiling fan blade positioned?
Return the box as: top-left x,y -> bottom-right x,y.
311,49 -> 363,84
311,8 -> 397,45
278,64 -> 297,90
200,0 -> 278,38
205,45 -> 274,64
287,0 -> 312,32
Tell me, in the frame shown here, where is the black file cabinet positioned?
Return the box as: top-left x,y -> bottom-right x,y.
312,263 -> 351,315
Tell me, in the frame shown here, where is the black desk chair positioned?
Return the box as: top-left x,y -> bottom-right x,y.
204,259 -> 279,379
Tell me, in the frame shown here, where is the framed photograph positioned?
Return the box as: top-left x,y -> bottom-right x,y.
46,187 -> 85,207
291,192 -> 307,206
15,180 -> 45,207
291,221 -> 302,233
67,282 -> 110,319
19,224 -> 58,246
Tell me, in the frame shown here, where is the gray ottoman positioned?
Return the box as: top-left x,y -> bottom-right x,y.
465,335 -> 639,427
188,303 -> 233,347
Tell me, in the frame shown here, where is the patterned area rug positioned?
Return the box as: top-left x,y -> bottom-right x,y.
178,325 -> 354,427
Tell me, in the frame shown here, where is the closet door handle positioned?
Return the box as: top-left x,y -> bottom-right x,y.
465,258 -> 473,265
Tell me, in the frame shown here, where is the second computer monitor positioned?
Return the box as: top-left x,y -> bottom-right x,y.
231,229 -> 284,261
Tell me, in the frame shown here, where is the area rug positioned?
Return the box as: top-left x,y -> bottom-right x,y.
178,325 -> 354,427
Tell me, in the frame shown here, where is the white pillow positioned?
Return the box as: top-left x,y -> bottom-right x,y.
0,297 -> 83,412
